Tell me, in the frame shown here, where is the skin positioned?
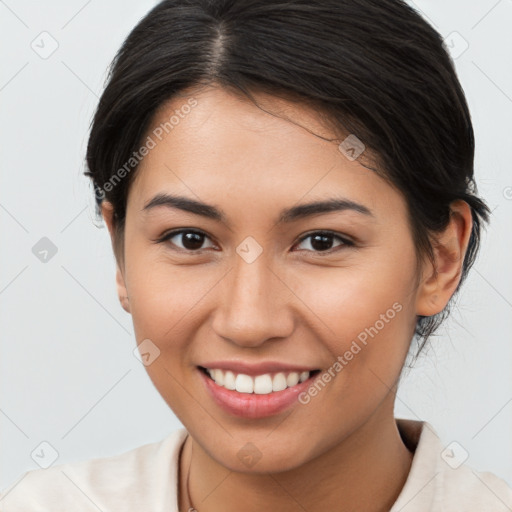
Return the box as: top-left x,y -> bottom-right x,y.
102,85 -> 472,512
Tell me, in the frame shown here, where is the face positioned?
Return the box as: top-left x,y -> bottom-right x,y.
108,86 -> 425,472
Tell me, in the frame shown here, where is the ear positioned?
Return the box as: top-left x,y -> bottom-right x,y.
415,200 -> 473,317
101,202 -> 131,314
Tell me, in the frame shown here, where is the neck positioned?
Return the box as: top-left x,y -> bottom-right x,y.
178,408 -> 413,512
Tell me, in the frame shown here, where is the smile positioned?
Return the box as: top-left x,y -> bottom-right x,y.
198,366 -> 322,418
201,367 -> 317,394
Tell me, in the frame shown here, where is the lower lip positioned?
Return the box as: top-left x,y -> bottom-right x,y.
199,368 -> 319,419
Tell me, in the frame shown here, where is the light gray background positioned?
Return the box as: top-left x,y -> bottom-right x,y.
1,0 -> 511,492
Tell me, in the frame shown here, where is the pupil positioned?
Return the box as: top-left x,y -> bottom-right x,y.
183,232 -> 204,250
311,234 -> 332,251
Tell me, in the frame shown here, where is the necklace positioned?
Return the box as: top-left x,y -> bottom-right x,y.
183,436 -> 195,511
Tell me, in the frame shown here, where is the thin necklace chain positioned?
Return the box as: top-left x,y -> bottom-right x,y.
185,438 -> 195,511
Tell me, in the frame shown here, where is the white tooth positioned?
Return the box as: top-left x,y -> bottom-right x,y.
254,374 -> 273,394
299,371 -> 310,383
206,368 -> 213,377
235,373 -> 254,393
272,372 -> 288,392
213,369 -> 224,386
224,370 -> 236,390
286,372 -> 300,387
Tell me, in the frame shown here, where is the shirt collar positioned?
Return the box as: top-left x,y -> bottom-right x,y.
390,418 -> 444,511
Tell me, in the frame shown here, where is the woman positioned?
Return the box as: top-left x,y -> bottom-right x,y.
2,0 -> 511,510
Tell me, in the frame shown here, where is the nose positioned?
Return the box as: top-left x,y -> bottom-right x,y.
211,252 -> 295,348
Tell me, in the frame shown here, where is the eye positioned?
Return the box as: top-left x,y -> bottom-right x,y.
157,229 -> 216,251
155,229 -> 353,254
293,231 -> 354,253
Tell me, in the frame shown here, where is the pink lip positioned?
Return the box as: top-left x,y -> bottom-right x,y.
198,360 -> 318,376
198,367 -> 319,419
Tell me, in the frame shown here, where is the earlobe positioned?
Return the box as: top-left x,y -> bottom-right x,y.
101,201 -> 131,314
415,256 -> 441,317
415,200 -> 473,317
116,266 -> 131,314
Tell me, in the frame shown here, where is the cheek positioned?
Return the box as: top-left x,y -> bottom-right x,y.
288,266 -> 416,437
123,243 -> 226,369
127,265 -> 212,341
284,248 -> 418,376
123,252 -> 216,419
293,257 -> 414,329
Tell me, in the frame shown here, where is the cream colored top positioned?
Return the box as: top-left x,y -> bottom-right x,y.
2,419 -> 511,511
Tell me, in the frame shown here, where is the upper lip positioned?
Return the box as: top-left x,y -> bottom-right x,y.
198,360 -> 320,376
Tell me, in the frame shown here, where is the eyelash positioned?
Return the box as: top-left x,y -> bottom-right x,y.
155,229 -> 355,254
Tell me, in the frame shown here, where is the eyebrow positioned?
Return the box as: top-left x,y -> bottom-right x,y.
142,193 -> 374,224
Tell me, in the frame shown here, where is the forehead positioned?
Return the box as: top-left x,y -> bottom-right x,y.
128,87 -> 405,221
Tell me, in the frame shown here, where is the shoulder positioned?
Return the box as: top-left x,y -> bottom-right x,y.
392,419 -> 512,511
439,463 -> 512,509
0,428 -> 188,512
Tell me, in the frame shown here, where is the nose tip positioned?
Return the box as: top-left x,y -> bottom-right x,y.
211,256 -> 294,348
